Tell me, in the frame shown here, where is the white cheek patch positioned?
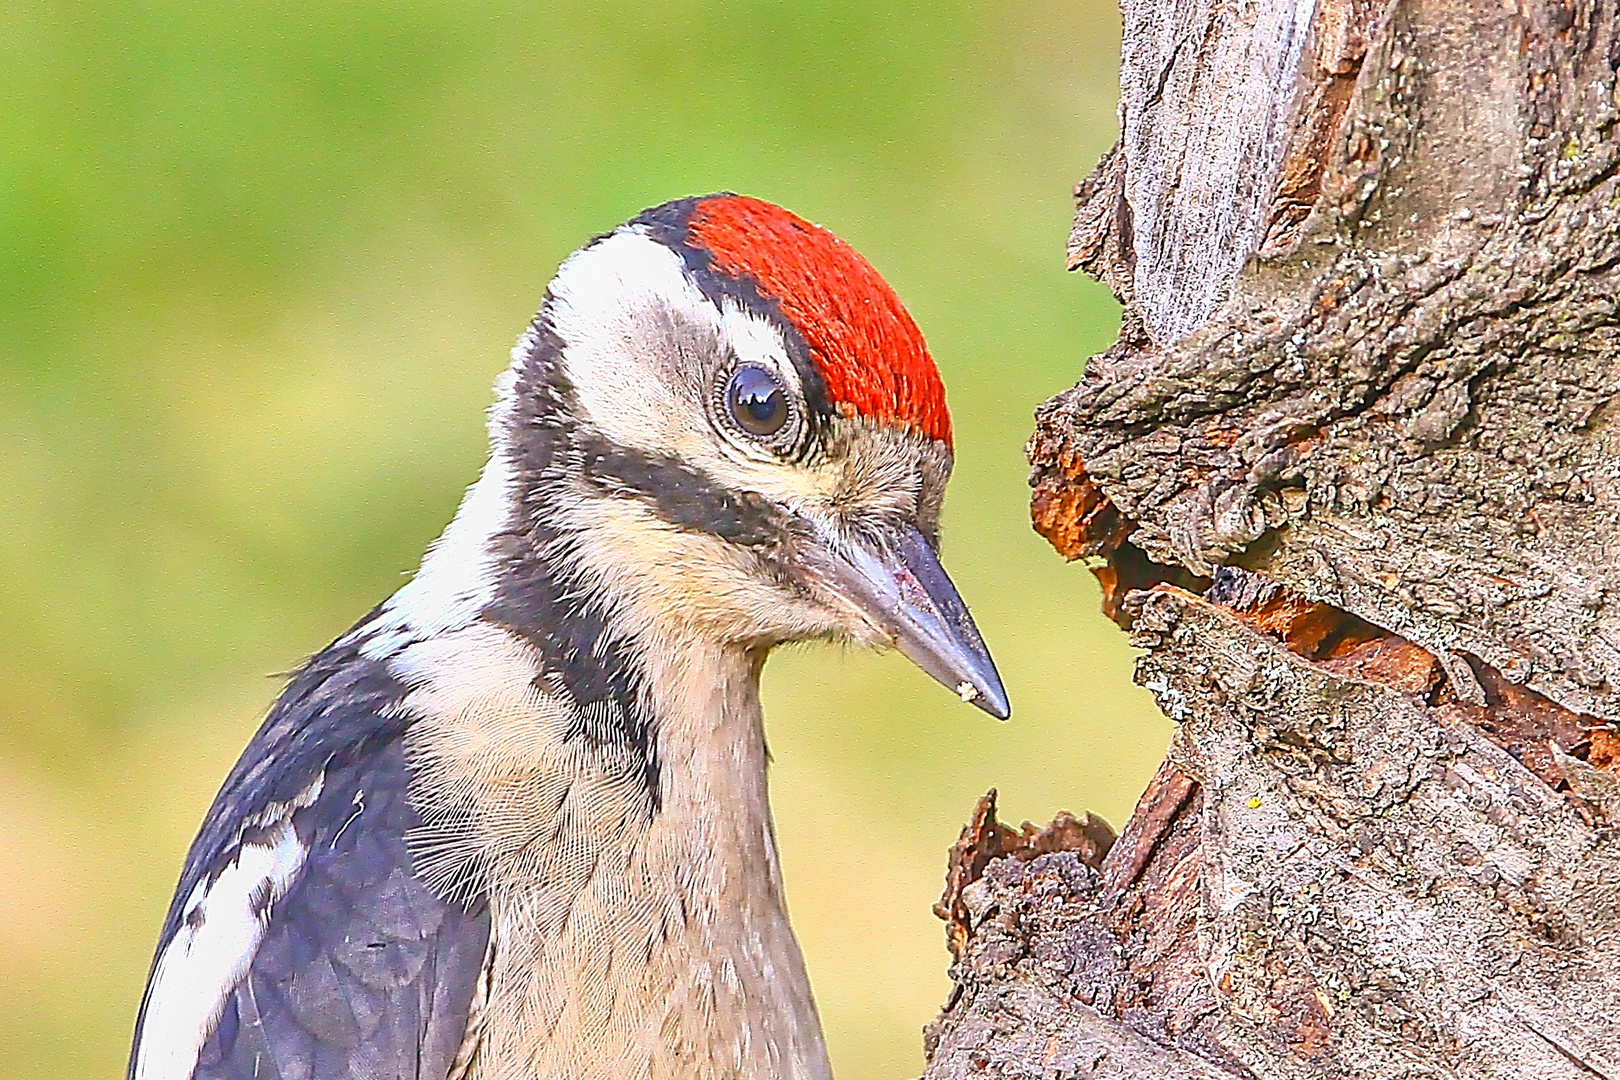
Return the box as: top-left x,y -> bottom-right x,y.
134,792 -> 318,1080
551,230 -> 840,508
548,227 -> 719,457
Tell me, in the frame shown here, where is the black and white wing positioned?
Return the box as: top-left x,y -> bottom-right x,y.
129,639 -> 491,1080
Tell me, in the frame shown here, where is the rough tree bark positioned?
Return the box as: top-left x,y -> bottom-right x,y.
921,0 -> 1620,1077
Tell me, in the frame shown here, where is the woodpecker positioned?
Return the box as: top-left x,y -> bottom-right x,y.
129,194 -> 1008,1080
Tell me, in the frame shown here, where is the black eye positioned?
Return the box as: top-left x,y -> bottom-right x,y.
725,365 -> 790,438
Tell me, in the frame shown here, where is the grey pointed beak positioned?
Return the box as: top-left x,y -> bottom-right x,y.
811,523 -> 1010,719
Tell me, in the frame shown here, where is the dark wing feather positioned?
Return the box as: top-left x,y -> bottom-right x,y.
131,629 -> 491,1080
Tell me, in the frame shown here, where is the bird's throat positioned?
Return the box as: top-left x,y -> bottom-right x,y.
399,623 -> 832,1080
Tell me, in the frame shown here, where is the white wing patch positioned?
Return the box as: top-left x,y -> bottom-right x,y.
134,782 -> 321,1080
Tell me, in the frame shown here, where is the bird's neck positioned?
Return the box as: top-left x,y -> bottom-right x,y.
397,616 -> 831,1080
643,636 -> 781,871
366,408 -> 835,1078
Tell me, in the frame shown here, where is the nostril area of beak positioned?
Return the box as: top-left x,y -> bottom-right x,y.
810,519 -> 1009,719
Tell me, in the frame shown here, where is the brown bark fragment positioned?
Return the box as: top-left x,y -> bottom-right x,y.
1222,585 -> 1343,655
1589,728 -> 1620,771
933,791 -> 1018,959
934,790 -> 1116,960
1028,468 -> 1132,562
1095,758 -> 1199,902
1438,657 -> 1607,791
1256,0 -> 1386,257
1067,142 -> 1133,302
1013,809 -> 1117,867
1317,633 -> 1440,696
1028,437 -> 1134,562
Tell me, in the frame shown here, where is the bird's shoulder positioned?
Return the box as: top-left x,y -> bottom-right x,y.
130,625 -> 492,1080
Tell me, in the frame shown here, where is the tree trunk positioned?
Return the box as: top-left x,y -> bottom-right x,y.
921,0 -> 1620,1076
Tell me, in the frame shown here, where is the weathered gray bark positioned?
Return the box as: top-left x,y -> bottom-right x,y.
922,0 -> 1620,1075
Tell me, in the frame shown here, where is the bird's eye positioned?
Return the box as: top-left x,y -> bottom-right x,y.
724,365 -> 790,438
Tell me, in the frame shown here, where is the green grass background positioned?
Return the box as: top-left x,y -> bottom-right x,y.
0,3 -> 1169,1077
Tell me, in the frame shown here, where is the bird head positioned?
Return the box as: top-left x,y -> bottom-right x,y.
382,194 -> 1008,719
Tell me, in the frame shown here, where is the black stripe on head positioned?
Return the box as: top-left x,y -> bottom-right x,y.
634,195 -> 837,459
482,320 -> 662,807
575,432 -> 794,548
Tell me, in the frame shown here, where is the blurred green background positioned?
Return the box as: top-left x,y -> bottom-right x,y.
0,3 -> 1167,1078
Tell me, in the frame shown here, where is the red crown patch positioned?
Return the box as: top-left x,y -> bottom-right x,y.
687,196 -> 952,448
